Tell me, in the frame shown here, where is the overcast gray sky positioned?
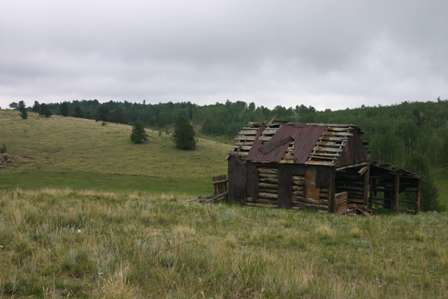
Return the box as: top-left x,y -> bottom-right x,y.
0,0 -> 447,110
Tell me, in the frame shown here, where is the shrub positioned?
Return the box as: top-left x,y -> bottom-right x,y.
0,144 -> 6,154
174,115 -> 196,150
130,122 -> 148,144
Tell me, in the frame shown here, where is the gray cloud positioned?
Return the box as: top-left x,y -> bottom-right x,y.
1,0 -> 447,109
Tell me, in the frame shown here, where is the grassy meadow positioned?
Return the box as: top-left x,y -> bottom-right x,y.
0,110 -> 231,194
1,189 -> 447,298
1,109 -> 448,298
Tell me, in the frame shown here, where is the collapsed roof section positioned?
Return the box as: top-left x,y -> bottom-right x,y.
231,121 -> 369,167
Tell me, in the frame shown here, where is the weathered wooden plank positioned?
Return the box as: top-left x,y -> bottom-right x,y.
259,177 -> 278,183
241,126 -> 258,130
236,151 -> 249,156
319,136 -> 349,142
309,155 -> 337,160
259,192 -> 278,199
311,151 -> 340,157
313,147 -> 343,153
292,179 -> 305,183
326,131 -> 353,137
258,168 -> 278,174
238,129 -> 258,135
258,174 -> 279,180
316,141 -> 343,148
259,136 -> 274,141
262,128 -> 279,135
235,135 -> 257,140
234,145 -> 252,151
235,141 -> 255,146
259,182 -> 278,189
292,177 -> 305,182
305,160 -> 335,166
327,127 -> 353,132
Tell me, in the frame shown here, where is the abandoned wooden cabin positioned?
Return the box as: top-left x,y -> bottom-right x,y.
227,121 -> 421,213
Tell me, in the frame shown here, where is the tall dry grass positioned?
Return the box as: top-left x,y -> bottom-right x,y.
0,189 -> 447,298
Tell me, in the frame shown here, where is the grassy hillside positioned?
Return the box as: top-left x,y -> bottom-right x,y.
1,189 -> 447,298
0,110 -> 231,194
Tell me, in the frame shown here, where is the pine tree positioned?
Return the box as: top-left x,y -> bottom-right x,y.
130,122 -> 148,144
174,115 -> 196,150
32,101 -> 40,112
60,102 -> 69,116
18,101 -> 28,119
39,103 -> 52,118
9,102 -> 18,110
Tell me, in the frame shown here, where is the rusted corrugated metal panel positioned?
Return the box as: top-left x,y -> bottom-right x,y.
247,124 -> 326,164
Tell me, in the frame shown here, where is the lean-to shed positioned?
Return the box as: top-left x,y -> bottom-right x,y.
228,121 -> 421,213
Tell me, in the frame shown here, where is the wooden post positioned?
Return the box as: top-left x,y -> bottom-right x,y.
328,169 -> 336,213
416,179 -> 421,212
363,166 -> 370,206
393,175 -> 400,212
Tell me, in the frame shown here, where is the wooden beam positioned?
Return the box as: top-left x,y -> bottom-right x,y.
336,162 -> 369,171
393,175 -> 400,212
416,180 -> 421,212
358,166 -> 369,176
328,169 -> 336,213
363,166 -> 370,205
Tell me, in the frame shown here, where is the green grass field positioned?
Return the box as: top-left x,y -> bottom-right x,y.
1,110 -> 448,298
0,189 -> 447,298
0,110 -> 231,195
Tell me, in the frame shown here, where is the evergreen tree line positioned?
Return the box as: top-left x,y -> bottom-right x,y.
9,98 -> 448,210
10,101 -> 52,118
14,99 -> 448,170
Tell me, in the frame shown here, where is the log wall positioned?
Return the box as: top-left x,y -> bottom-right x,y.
335,169 -> 368,208
241,163 -> 334,211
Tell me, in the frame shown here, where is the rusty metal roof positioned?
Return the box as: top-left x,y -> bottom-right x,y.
231,122 -> 368,166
